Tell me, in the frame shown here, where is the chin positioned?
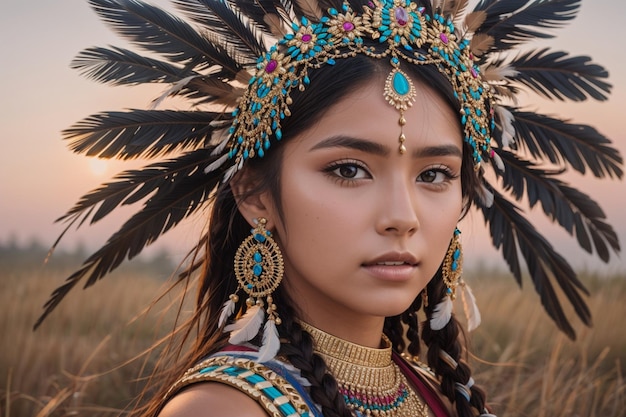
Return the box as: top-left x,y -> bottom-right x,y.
366,295 -> 419,318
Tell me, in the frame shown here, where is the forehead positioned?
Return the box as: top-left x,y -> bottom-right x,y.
286,75 -> 463,155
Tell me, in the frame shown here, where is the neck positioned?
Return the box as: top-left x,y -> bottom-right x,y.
299,320 -> 392,366
298,309 -> 386,348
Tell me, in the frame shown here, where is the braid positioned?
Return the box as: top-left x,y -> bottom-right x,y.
401,294 -> 422,358
422,274 -> 487,417
275,290 -> 352,417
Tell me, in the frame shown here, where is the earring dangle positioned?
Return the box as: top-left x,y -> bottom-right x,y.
220,218 -> 284,362
430,228 -> 462,331
442,228 -> 463,300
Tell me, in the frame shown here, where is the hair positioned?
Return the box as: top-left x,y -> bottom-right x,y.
133,7 -> 487,417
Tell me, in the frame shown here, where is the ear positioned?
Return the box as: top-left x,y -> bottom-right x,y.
229,171 -> 277,229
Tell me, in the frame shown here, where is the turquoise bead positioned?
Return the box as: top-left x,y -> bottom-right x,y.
393,71 -> 410,96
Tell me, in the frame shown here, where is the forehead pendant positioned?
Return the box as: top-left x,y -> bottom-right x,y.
383,54 -> 416,154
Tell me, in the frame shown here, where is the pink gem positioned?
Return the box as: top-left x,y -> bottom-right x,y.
342,21 -> 355,31
440,33 -> 449,44
395,7 -> 409,26
471,68 -> 478,78
301,34 -> 312,42
265,60 -> 278,73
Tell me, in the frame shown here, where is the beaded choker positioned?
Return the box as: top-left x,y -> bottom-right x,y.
299,321 -> 429,417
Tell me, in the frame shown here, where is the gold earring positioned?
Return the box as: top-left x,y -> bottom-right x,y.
220,218 -> 284,361
233,217 -> 284,323
442,228 -> 462,300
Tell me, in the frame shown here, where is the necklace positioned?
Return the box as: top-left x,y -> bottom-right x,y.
299,321 -> 429,417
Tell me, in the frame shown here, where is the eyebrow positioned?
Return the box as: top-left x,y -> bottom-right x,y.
309,135 -> 463,159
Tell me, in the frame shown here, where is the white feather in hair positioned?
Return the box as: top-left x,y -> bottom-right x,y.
430,295 -> 453,331
460,281 -> 482,331
257,319 -> 281,362
218,297 -> 237,328
225,305 -> 265,345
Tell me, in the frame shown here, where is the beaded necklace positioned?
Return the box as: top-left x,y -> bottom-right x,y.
300,321 -> 429,417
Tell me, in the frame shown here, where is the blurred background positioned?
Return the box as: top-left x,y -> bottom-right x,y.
0,1 -> 624,416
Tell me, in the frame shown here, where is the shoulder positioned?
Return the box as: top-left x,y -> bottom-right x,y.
158,382 -> 268,417
161,352 -> 317,417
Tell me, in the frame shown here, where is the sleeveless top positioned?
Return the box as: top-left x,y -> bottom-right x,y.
165,346 -> 452,417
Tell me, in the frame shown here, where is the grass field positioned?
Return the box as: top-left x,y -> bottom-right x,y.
1,247 -> 624,417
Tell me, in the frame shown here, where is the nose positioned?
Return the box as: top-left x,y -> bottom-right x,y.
375,178 -> 420,236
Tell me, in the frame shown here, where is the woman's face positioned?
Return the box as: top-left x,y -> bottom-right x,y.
267,75 -> 464,330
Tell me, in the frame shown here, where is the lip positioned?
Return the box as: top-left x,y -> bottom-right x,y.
362,252 -> 419,282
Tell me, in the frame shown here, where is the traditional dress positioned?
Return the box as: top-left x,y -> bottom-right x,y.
166,324 -> 453,417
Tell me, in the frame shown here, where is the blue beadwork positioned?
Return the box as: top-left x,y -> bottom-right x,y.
225,0 -> 495,171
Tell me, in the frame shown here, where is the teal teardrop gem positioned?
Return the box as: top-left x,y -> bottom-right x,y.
393,71 -> 410,96
253,252 -> 262,263
253,264 -> 263,277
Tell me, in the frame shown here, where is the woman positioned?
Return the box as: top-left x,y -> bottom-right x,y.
158,55 -> 484,416
37,0 -> 622,416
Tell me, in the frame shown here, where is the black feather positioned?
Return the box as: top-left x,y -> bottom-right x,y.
71,46 -> 196,86
35,150 -> 221,329
508,48 -> 611,102
497,149 -> 620,262
510,109 -> 623,179
173,0 -> 267,61
481,190 -> 592,340
232,0 -> 286,35
63,110 -> 224,159
88,0 -> 241,76
475,0 -> 580,51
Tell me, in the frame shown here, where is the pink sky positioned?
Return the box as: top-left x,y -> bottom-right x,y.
1,0 -> 624,273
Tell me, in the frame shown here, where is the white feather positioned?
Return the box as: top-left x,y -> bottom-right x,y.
218,298 -> 237,328
210,128 -> 231,156
430,296 -> 453,330
492,151 -> 505,172
460,282 -> 482,331
478,183 -> 494,208
150,75 -> 196,109
495,105 -> 516,148
222,164 -> 239,183
495,64 -> 519,79
257,319 -> 281,363
204,153 -> 229,174
225,305 -> 264,345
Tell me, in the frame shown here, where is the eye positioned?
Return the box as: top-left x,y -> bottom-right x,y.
324,160 -> 371,182
337,164 -> 360,178
418,166 -> 457,184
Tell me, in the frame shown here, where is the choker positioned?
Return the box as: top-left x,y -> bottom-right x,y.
299,321 -> 428,417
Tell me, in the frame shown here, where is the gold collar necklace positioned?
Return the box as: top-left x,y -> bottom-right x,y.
299,321 -> 429,417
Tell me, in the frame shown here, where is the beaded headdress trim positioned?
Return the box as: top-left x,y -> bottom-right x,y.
214,0 -> 495,180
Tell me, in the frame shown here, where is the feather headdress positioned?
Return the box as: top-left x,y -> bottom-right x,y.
36,0 -> 622,343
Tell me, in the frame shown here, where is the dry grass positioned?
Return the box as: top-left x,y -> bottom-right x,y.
0,252 -> 178,417
465,270 -> 626,417
1,251 -> 624,417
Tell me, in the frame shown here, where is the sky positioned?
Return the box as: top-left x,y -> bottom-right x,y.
1,0 -> 625,274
